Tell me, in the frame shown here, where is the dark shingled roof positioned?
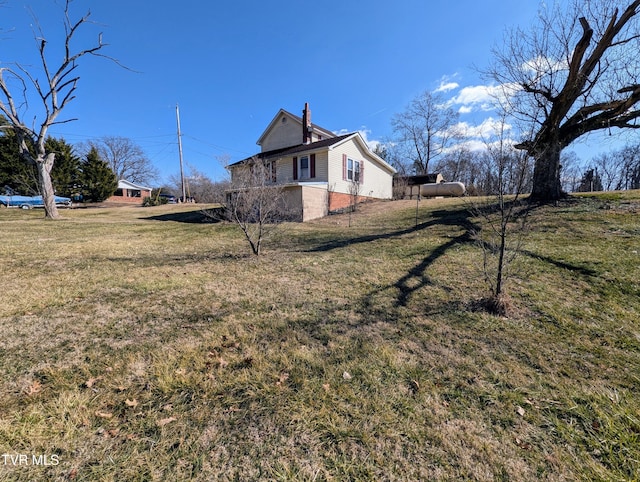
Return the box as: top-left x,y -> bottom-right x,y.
228,133 -> 354,167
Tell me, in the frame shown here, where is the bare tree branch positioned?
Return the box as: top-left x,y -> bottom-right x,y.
224,159 -> 292,255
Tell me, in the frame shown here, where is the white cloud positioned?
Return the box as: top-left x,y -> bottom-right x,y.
358,127 -> 381,151
333,127 -> 381,151
454,138 -> 488,152
522,55 -> 568,79
462,117 -> 512,137
450,85 -> 499,111
449,117 -> 515,152
434,74 -> 461,94
435,81 -> 459,93
448,83 -> 521,114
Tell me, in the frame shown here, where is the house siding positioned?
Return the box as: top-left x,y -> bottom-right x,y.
275,151 -> 328,183
259,110 -> 333,152
277,157 -> 294,183
328,139 -> 393,200
261,116 -> 303,152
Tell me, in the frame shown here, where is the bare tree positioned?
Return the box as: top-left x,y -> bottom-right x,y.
619,144 -> 640,189
168,164 -> 229,203
391,90 -> 460,175
489,0 -> 640,202
81,136 -> 158,185
225,159 -> 290,256
434,145 -> 473,184
559,150 -> 585,193
347,177 -> 361,228
468,117 -> 532,316
592,152 -> 625,191
592,143 -> 640,190
0,1 -> 109,218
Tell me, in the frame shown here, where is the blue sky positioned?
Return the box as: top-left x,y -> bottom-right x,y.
3,0 -> 551,184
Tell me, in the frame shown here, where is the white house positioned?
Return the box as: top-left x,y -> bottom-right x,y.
227,103 -> 396,221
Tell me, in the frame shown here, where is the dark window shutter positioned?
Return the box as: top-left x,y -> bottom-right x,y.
293,156 -> 298,180
342,154 -> 347,180
310,154 -> 316,178
359,161 -> 364,184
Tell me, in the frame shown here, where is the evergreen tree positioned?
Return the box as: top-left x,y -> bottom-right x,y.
80,147 -> 118,202
577,169 -> 603,193
47,137 -> 81,197
0,121 -> 38,194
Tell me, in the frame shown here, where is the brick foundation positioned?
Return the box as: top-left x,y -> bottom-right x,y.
328,191 -> 371,212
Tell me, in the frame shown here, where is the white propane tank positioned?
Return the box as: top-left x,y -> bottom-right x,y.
419,182 -> 466,197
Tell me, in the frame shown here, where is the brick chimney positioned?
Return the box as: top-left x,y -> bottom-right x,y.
302,102 -> 312,144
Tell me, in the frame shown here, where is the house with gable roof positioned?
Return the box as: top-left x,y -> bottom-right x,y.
227,103 -> 396,221
106,179 -> 152,204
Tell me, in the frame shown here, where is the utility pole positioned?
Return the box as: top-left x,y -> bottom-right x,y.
176,104 -> 186,203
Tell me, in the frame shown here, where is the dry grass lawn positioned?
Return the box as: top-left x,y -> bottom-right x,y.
0,193 -> 639,481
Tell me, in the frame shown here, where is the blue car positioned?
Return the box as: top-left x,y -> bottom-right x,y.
0,194 -> 72,209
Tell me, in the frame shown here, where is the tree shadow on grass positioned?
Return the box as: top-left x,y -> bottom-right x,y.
304,207 -> 476,254
305,206 -> 478,309
391,231 -> 473,307
521,250 -> 600,278
142,207 -> 224,224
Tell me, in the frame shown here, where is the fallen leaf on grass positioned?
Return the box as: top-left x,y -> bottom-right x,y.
85,377 -> 102,388
95,411 -> 113,419
342,371 -> 352,380
276,372 -> 289,387
24,380 -> 42,396
409,379 -> 420,393
516,406 -> 526,417
157,417 -> 177,427
125,399 -> 138,408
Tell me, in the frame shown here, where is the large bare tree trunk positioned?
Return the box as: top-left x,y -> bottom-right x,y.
36,153 -> 59,218
530,144 -> 563,202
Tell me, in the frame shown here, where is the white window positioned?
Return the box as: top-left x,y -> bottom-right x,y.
266,161 -> 276,182
299,156 -> 309,179
347,158 -> 360,183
